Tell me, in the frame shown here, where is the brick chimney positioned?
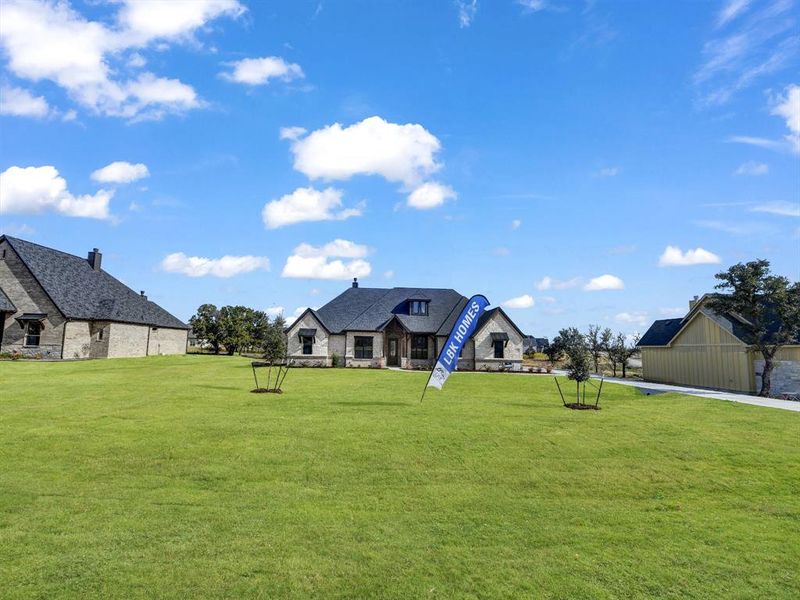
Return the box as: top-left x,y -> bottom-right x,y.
88,248 -> 102,271
140,290 -> 147,300
689,295 -> 699,310
352,277 -> 359,289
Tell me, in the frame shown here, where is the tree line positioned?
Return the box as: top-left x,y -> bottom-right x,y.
544,326 -> 640,378
189,304 -> 287,360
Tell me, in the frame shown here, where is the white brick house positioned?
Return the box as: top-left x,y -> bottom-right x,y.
285,279 -> 525,370
0,235 -> 188,359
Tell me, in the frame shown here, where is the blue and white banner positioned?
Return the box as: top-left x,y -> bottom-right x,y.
427,295 -> 490,390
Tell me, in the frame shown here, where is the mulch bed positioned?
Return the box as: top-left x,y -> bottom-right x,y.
251,388 -> 283,394
564,402 -> 600,410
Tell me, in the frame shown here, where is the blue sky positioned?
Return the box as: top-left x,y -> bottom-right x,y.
1,0 -> 798,337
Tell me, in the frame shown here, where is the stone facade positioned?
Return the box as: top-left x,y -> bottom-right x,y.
473,310 -> 524,371
1,238 -> 66,358
345,331 -> 384,368
287,311 -> 331,366
754,350 -> 800,396
0,238 -> 186,359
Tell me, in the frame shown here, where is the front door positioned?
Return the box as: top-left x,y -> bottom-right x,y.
388,338 -> 399,366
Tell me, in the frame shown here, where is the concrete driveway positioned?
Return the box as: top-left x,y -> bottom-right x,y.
589,375 -> 800,412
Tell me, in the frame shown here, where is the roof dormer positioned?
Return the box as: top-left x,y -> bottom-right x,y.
409,299 -> 429,316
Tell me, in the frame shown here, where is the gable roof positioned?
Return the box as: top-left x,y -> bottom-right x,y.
0,287 -> 16,312
475,307 -> 526,339
1,236 -> 187,329
305,286 -> 523,338
637,294 -> 799,347
638,318 -> 684,346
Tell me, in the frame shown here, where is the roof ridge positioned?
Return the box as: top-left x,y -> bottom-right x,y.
3,235 -> 94,264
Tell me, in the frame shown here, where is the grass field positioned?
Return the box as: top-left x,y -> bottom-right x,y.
1,356 -> 799,599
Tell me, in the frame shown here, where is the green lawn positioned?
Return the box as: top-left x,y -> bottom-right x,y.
1,356 -> 798,599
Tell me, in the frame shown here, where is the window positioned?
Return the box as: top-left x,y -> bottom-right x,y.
301,336 -> 313,355
354,336 -> 373,359
410,300 -> 428,316
411,335 -> 428,359
493,340 -> 504,359
25,321 -> 41,347
97,328 -> 104,341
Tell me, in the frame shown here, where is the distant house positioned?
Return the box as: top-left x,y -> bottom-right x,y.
523,336 -> 549,354
638,294 -> 800,395
0,235 -> 188,359
285,279 -> 525,370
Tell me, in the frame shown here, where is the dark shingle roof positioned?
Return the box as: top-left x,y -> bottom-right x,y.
0,287 -> 16,312
638,297 -> 799,347
312,286 -> 521,337
2,236 -> 187,329
638,318 -> 684,346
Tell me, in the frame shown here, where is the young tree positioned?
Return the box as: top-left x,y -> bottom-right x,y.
611,332 -> 641,378
709,259 -> 800,396
600,327 -> 617,376
555,327 -> 591,404
263,315 -> 287,362
586,324 -> 603,373
188,304 -> 222,354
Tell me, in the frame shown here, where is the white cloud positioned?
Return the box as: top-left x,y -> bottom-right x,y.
261,187 -> 363,229
535,275 -> 581,291
116,0 -> 245,45
281,239 -> 372,280
160,252 -> 269,278
502,294 -> 535,309
287,116 -> 443,187
293,239 -> 369,259
540,296 -> 557,304
221,56 -> 304,85
456,0 -> 478,28
734,160 -> 768,175
511,219 -> 522,230
0,0 -> 240,120
771,84 -> 800,154
594,166 -> 620,177
716,0 -> 750,28
584,274 -> 624,291
615,312 -> 649,327
726,135 -> 785,150
0,85 -> 50,118
384,270 -> 394,279
284,305 -> 311,327
407,182 -> 456,209
0,165 -> 112,220
750,201 -> 800,217
265,306 -> 285,318
659,307 -> 685,317
695,0 -> 796,106
279,126 -> 307,140
91,161 -> 149,184
658,246 -> 721,267
517,0 -> 549,11
127,53 -> 146,68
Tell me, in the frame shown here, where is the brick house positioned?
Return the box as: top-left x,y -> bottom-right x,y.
0,235 -> 188,359
285,279 -> 525,370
